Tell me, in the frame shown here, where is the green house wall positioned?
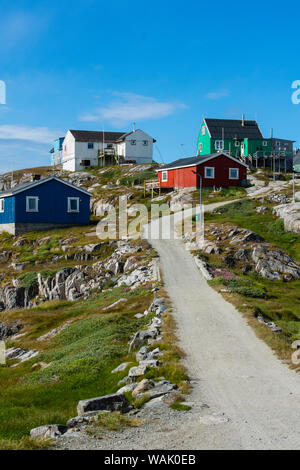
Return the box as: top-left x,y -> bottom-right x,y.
196,120 -> 273,157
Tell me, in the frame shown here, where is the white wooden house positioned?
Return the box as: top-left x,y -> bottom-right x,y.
61,129 -> 155,171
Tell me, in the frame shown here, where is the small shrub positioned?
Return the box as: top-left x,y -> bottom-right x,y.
170,402 -> 191,412
95,411 -> 140,430
18,272 -> 38,289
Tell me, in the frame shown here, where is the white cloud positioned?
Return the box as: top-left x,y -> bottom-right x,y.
0,125 -> 61,144
205,89 -> 230,100
80,92 -> 187,126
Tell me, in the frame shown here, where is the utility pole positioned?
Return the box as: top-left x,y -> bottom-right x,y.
191,170 -> 204,241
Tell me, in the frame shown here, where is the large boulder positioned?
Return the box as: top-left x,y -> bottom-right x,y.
273,203 -> 300,234
77,393 -> 131,415
251,245 -> 300,280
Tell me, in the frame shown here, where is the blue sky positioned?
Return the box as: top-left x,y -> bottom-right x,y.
0,0 -> 300,172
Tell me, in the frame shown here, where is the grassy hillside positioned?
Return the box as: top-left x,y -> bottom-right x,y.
201,198 -> 300,360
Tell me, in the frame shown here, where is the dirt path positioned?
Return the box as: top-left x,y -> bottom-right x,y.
142,202 -> 300,449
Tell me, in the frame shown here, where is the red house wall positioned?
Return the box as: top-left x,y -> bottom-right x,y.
196,155 -> 247,187
157,155 -> 247,189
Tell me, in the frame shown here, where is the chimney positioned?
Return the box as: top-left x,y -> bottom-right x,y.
242,114 -> 245,126
133,122 -> 136,132
270,128 -> 273,139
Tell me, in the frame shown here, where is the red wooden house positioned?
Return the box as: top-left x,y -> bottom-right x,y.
156,152 -> 248,189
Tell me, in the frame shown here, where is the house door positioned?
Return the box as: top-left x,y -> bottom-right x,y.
241,143 -> 245,158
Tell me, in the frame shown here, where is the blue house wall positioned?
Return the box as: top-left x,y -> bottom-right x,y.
14,179 -> 90,224
0,195 -> 15,224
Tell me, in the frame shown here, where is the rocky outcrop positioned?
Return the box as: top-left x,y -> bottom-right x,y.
0,242 -> 157,312
185,224 -> 300,282
169,189 -> 193,213
90,197 -> 115,216
273,203 -> 300,234
0,321 -> 22,340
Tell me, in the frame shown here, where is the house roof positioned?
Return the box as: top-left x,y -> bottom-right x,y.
0,176 -> 93,198
204,118 -> 263,140
69,130 -> 126,143
156,152 -> 249,172
115,130 -> 156,143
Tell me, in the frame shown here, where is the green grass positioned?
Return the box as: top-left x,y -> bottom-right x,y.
0,286 -> 153,445
192,186 -> 247,205
119,169 -> 157,187
169,402 -> 191,412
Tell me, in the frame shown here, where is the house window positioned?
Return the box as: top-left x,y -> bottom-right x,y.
215,140 -> 224,150
68,197 -> 80,213
143,140 -> 148,146
80,160 -> 91,167
64,145 -> 67,151
26,196 -> 39,212
205,167 -> 215,178
88,142 -> 94,149
199,143 -> 203,153
229,168 -> 239,179
235,141 -> 240,147
131,140 -> 136,145
162,171 -> 168,182
202,126 -> 206,136
262,141 -> 268,147
0,199 -> 4,213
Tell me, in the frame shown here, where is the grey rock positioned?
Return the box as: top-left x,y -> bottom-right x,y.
111,362 -> 131,374
77,393 -> 131,415
132,379 -> 155,397
30,424 -> 68,439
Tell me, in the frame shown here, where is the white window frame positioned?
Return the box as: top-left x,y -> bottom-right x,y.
161,171 -> 168,182
235,140 -> 240,147
87,142 -> 94,149
202,126 -> 206,136
26,196 -> 39,212
143,140 -> 148,146
262,140 -> 268,147
0,198 -> 4,213
215,140 -> 224,150
199,143 -> 203,153
131,139 -> 136,146
68,197 -> 80,213
229,168 -> 239,179
204,167 -> 215,179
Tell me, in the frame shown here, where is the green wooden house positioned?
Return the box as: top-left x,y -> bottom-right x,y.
196,117 -> 295,170
196,117 -> 272,158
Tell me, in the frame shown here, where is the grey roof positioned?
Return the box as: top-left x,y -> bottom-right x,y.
0,176 -> 93,198
69,130 -> 126,143
204,118 -> 263,140
157,152 -> 248,171
158,156 -> 205,170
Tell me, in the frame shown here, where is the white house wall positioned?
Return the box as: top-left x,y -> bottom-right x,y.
123,130 -> 153,163
62,129 -> 153,171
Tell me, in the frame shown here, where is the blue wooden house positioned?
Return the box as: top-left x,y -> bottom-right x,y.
0,176 -> 93,235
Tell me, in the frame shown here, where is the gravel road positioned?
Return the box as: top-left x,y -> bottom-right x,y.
144,202 -> 300,449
